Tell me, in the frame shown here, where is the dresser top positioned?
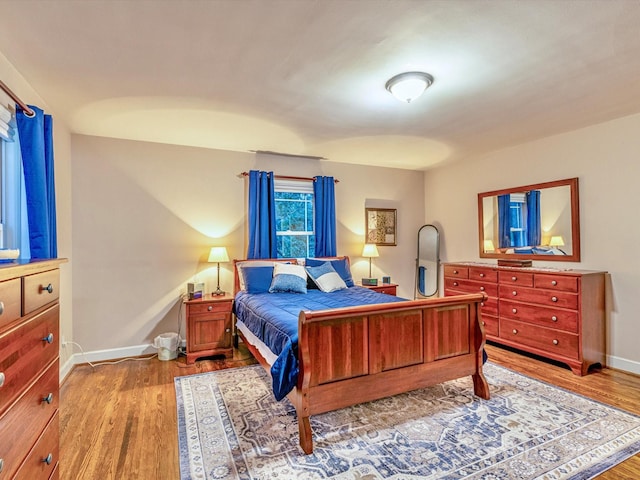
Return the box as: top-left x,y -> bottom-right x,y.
443,261 -> 606,275
0,258 -> 67,281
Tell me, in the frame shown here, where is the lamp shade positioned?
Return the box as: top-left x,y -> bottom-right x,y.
208,246 -> 229,263
483,240 -> 495,252
549,236 -> 565,247
385,72 -> 434,103
362,243 -> 379,258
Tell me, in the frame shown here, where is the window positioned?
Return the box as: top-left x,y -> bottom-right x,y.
509,193 -> 527,247
274,179 -> 315,258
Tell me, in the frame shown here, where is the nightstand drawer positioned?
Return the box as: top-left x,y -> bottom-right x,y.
188,301 -> 232,315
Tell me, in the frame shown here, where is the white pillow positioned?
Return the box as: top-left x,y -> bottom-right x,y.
305,262 -> 347,293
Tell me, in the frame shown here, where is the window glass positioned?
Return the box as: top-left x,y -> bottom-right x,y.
274,179 -> 315,258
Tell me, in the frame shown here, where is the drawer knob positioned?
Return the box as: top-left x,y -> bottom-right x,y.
225,328 -> 231,333
512,291 -> 517,296
41,283 -> 54,294
453,282 -> 458,286
43,393 -> 54,404
512,308 -> 517,314
511,276 -> 517,281
480,286 -> 485,291
43,333 -> 54,344
207,306 -> 213,311
480,302 -> 485,307
43,453 -> 53,465
0,458 -> 3,473
481,321 -> 485,326
0,301 -> 3,315
512,329 -> 518,334
480,273 -> 485,278
553,339 -> 559,345
551,315 -> 558,322
0,372 -> 4,388
453,270 -> 458,274
551,280 -> 557,286
551,296 -> 558,302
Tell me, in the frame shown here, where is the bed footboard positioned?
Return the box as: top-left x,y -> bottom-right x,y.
291,293 -> 489,454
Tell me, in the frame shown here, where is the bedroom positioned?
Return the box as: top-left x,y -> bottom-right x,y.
1,1 -> 639,478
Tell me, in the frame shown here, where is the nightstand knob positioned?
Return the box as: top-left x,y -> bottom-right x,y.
42,393 -> 54,404
551,296 -> 558,302
225,328 -> 231,333
0,372 -> 4,388
551,280 -> 557,286
43,453 -> 53,465
42,333 -> 54,344
551,315 -> 558,322
207,306 -> 213,311
553,339 -> 559,345
512,329 -> 518,335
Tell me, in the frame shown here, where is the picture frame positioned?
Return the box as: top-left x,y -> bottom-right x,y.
365,208 -> 397,246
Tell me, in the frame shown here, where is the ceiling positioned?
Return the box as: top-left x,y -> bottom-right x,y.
1,0 -> 639,170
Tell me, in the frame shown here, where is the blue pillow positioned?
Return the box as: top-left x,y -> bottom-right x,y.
269,264 -> 308,294
241,266 -> 274,293
306,262 -> 347,293
305,257 -> 354,287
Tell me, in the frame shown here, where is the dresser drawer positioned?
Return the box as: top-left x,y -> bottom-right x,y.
499,284 -> 578,310
479,314 -> 499,337
0,305 -> 59,415
533,273 -> 578,293
443,265 -> 468,279
500,318 -> 579,360
0,359 -> 58,479
0,278 -> 22,331
187,301 -> 232,316
498,271 -> 534,287
444,278 -> 498,297
469,267 -> 497,282
499,299 -> 578,333
479,296 -> 498,316
23,270 -> 60,315
14,411 -> 59,480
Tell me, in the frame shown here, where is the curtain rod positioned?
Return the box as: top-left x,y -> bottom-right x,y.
238,172 -> 339,183
0,79 -> 35,117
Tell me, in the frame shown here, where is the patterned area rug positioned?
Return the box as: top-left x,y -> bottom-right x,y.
175,363 -> 640,479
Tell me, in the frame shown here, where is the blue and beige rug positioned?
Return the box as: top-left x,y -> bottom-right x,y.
175,363 -> 640,479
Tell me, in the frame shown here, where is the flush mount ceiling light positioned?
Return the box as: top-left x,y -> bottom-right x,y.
385,71 -> 434,103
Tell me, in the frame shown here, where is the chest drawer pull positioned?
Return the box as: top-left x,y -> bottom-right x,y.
453,281 -> 458,286
479,273 -> 485,278
0,301 -> 4,315
453,270 -> 458,274
480,302 -> 485,307
0,458 -> 4,473
41,283 -> 54,294
552,339 -> 559,345
512,308 -> 517,314
43,333 -> 54,344
512,329 -> 518,334
551,315 -> 558,322
0,372 -> 4,388
480,286 -> 485,291
481,321 -> 485,326
43,393 -> 54,404
551,280 -> 557,286
551,296 -> 558,302
512,291 -> 517,296
512,276 -> 517,281
43,453 -> 53,465
207,306 -> 213,311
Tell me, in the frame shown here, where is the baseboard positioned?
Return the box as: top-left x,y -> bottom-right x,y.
606,354 -> 640,376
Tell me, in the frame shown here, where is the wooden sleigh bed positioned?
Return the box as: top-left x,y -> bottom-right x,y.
232,257 -> 490,454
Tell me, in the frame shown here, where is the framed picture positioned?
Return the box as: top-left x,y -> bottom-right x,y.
365,208 -> 397,246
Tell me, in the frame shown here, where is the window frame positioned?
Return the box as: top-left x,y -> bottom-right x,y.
274,179 -> 315,258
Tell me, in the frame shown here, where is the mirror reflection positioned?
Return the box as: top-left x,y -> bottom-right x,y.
415,224 -> 439,298
478,178 -> 580,262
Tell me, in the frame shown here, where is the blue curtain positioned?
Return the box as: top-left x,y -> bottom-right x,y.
247,170 -> 277,258
15,105 -> 57,259
526,190 -> 541,246
313,176 -> 336,257
497,194 -> 511,248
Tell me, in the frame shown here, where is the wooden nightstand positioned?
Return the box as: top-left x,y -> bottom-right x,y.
184,294 -> 233,364
357,282 -> 398,295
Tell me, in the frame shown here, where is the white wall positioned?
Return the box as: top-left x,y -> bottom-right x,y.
71,135 -> 424,354
0,51 -> 74,372
424,112 -> 640,374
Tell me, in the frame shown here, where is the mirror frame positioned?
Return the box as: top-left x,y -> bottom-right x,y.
477,177 -> 580,262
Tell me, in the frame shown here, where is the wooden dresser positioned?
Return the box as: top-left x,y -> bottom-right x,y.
443,262 -> 606,375
0,259 -> 65,480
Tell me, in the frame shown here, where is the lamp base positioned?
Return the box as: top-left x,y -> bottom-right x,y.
212,287 -> 226,296
361,277 -> 378,286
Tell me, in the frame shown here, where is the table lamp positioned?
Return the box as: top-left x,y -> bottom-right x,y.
549,236 -> 566,254
208,246 -> 229,296
361,243 -> 379,286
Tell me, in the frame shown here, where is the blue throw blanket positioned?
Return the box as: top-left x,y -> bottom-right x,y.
234,286 -> 406,400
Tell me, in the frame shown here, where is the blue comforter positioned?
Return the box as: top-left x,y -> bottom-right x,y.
234,286 -> 406,400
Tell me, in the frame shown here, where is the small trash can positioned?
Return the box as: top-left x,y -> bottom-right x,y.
154,332 -> 180,361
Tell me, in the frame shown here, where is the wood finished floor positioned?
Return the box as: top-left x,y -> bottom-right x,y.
59,343 -> 640,480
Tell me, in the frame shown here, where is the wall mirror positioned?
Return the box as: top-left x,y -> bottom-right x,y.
478,177 -> 580,262
415,224 -> 439,298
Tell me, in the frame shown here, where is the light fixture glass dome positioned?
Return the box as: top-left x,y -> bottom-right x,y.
385,72 -> 434,103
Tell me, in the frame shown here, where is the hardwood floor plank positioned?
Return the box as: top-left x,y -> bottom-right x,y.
59,343 -> 640,479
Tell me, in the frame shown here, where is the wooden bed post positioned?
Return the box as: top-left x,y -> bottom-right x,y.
297,311 -> 313,454
472,297 -> 490,400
